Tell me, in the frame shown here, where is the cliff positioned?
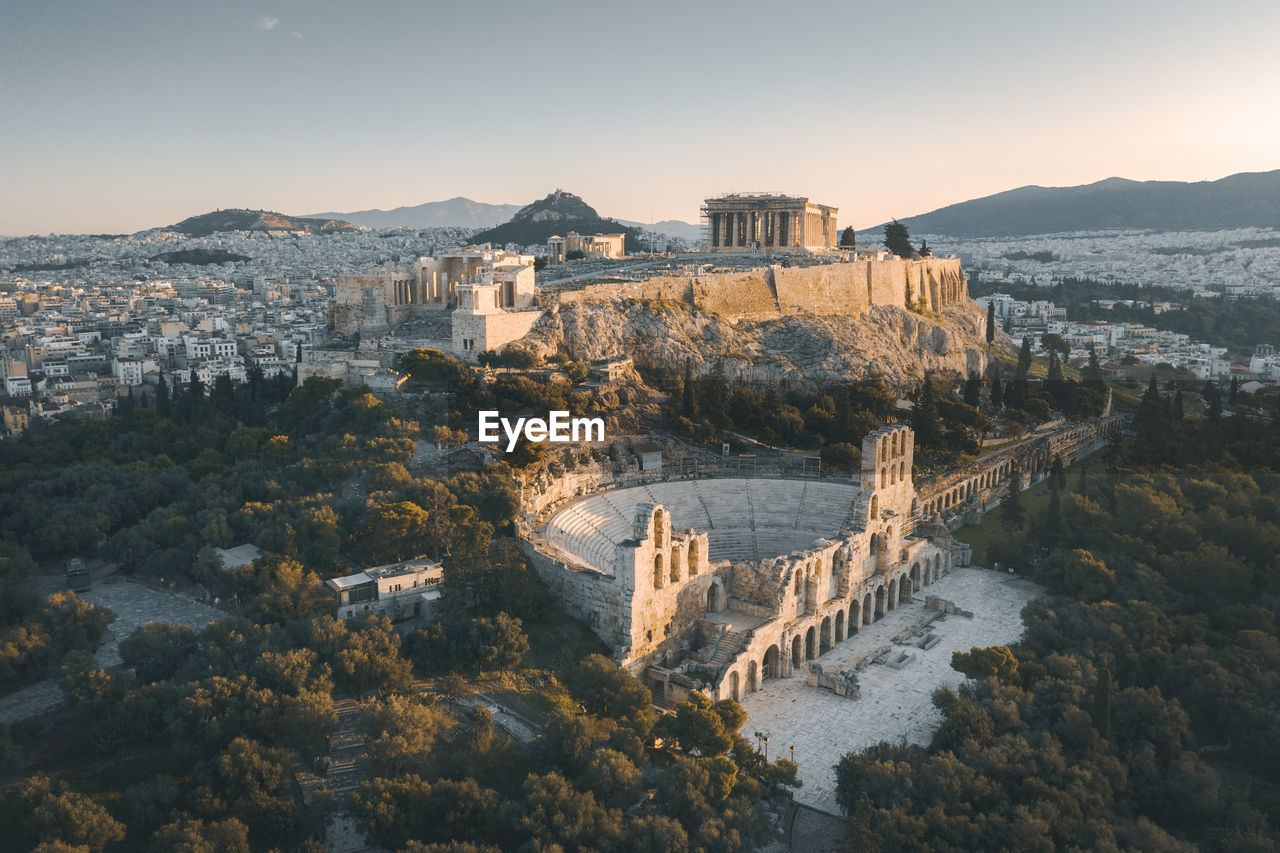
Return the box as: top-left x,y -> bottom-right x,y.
522,298 -> 998,388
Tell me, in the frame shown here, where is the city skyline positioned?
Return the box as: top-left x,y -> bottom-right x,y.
3,0 -> 1279,235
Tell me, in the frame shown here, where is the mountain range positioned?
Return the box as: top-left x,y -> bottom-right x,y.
877,170 -> 1280,238
306,197 -> 521,230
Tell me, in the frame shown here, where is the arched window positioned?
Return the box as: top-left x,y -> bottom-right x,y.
870,494 -> 879,519
687,540 -> 699,575
670,547 -> 680,583
654,554 -> 665,589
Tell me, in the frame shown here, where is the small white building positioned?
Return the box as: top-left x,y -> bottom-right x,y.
326,557 -> 443,622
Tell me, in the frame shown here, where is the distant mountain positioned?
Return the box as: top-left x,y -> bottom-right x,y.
873,170 -> 1280,238
307,197 -> 522,230
162,209 -> 360,237
473,190 -> 645,248
617,218 -> 703,243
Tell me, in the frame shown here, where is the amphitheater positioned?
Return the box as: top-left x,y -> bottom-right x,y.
523,426 -> 967,705
545,479 -> 863,573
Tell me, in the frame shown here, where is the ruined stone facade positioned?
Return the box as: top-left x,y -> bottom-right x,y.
547,232 -> 626,263
521,425 -> 963,704
551,255 -> 969,317
703,194 -> 838,254
329,247 -> 542,361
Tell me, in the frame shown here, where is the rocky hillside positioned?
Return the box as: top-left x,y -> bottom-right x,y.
472,190 -> 643,248
162,209 -> 360,237
523,299 -> 999,388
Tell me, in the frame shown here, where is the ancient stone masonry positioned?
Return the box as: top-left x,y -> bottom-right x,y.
703,194 -> 837,254
520,425 -> 959,705
551,256 -> 969,319
915,415 -> 1122,525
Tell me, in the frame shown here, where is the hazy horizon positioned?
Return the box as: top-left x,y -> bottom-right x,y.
3,0 -> 1279,236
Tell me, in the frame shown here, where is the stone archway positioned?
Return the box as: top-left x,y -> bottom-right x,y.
729,670 -> 740,701
791,635 -> 803,669
805,626 -> 816,660
887,578 -> 898,611
747,660 -> 758,693
875,586 -> 886,619
848,601 -> 859,634
863,592 -> 873,624
899,575 -> 911,605
911,562 -> 921,591
835,609 -> 845,643
706,579 -> 725,613
820,616 -> 832,653
763,645 -> 780,681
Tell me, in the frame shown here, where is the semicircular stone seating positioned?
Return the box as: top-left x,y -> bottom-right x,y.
545,478 -> 860,574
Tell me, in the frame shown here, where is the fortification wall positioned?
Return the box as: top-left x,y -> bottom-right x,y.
552,257 -> 966,319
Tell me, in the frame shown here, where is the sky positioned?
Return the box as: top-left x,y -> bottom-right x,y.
2,0 -> 1279,236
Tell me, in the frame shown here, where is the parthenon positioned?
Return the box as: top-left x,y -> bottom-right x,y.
703,193 -> 838,254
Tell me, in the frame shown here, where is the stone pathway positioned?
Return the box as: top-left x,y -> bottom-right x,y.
739,567 -> 1040,815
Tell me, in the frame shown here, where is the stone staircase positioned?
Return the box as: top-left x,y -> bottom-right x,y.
294,698 -> 370,806
700,621 -> 749,675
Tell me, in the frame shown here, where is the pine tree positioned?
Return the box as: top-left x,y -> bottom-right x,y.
155,374 -> 171,417
990,363 -> 1004,408
985,302 -> 996,344
1001,464 -> 1025,530
1051,454 -> 1066,490
1082,343 -> 1104,389
963,372 -> 981,408
838,226 -> 856,248
911,375 -> 941,449
1016,338 -> 1032,379
1047,350 -> 1063,383
884,220 -> 915,259
1172,390 -> 1185,422
1205,381 -> 1222,424
1229,376 -> 1239,407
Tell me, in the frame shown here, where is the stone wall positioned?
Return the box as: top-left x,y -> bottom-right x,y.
451,309 -> 544,359
552,257 -> 967,320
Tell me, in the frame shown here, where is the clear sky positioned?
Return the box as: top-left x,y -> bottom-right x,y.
2,0 -> 1278,235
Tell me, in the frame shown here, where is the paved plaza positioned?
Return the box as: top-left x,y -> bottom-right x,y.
0,572 -> 223,724
739,567 -> 1041,815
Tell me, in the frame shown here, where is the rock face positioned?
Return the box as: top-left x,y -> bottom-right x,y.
522,298 -> 997,388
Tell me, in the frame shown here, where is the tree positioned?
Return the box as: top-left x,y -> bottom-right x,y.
990,363 -> 1004,408
119,622 -> 196,683
26,779 -> 126,851
963,373 -> 982,409
1000,464 -> 1024,530
155,374 -> 171,417
884,220 -> 914,259
1016,338 -> 1033,379
150,817 -> 250,853
910,376 -> 940,450
839,226 -> 856,248
986,302 -> 996,344
681,359 -> 696,419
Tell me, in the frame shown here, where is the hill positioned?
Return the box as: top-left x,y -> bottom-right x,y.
162,209 -> 360,237
150,248 -> 251,266
306,196 -> 521,229
873,170 -> 1280,237
472,190 -> 645,249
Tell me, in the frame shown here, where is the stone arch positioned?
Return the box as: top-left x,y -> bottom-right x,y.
880,467 -> 886,488
747,660 -> 758,693
729,670 -> 740,701
899,574 -> 911,605
687,539 -> 700,575
805,626 -> 816,660
669,547 -> 681,584
870,494 -> 879,519
875,586 -> 886,619
706,579 -> 725,613
794,572 -> 803,598
820,616 -> 832,653
791,635 -> 803,669
654,509 -> 668,549
653,554 -> 664,589
887,577 -> 898,611
899,461 -> 905,483
835,609 -> 845,642
892,431 -> 900,456
862,592 -> 873,624
762,645 -> 780,681
848,600 -> 860,633
911,562 -> 921,591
